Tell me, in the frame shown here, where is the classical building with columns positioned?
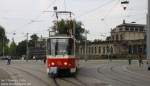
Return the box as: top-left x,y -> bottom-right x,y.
78,22 -> 146,59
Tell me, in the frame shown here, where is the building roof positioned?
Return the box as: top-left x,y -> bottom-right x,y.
117,23 -> 145,27
111,22 -> 146,33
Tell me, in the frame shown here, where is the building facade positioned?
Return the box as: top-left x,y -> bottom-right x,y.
78,22 -> 146,59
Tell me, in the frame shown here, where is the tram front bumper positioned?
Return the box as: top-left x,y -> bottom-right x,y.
47,67 -> 58,75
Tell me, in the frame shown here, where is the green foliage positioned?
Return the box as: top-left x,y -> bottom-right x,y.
16,40 -> 27,56
9,40 -> 17,56
16,34 -> 39,56
75,21 -> 85,41
28,34 -> 39,47
0,25 -> 9,56
52,19 -> 85,42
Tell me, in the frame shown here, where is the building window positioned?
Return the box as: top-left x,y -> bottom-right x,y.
130,28 -> 134,31
112,36 -> 114,40
135,28 -> 138,31
133,45 -> 138,54
107,46 -> 109,54
103,47 -> 105,54
138,45 -> 143,54
91,47 -> 93,54
119,28 -> 122,31
120,34 -> 123,40
95,47 -> 97,54
99,46 -> 101,54
110,47 -> 113,54
128,45 -> 132,54
82,48 -> 84,55
144,45 -> 146,54
139,28 -> 143,32
125,28 -> 129,31
80,48 -> 83,54
88,47 -> 91,54
116,34 -> 118,41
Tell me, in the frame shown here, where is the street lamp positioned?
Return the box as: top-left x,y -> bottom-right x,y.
84,30 -> 89,61
82,25 -> 89,62
26,33 -> 29,62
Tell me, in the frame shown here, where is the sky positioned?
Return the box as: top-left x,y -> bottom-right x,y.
0,0 -> 147,43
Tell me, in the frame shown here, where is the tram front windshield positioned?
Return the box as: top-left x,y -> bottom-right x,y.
47,38 -> 74,56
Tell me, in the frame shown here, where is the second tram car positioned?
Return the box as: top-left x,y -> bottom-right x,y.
46,35 -> 79,76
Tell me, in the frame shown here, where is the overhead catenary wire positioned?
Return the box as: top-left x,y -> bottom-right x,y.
102,0 -> 121,20
78,0 -> 117,18
12,0 -> 58,33
101,0 -> 121,29
47,0 -> 57,9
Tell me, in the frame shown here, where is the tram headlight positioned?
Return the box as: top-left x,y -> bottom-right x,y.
51,62 -> 55,66
64,62 -> 68,66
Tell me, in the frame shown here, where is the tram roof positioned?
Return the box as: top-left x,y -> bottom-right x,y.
48,35 -> 73,39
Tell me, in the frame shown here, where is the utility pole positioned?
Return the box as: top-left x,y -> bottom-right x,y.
2,35 -> 4,57
84,30 -> 88,61
26,33 -> 29,61
147,0 -> 150,70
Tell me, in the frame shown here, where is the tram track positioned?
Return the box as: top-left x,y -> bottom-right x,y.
2,61 -> 148,86
9,65 -> 52,86
123,65 -> 150,79
50,74 -> 88,86
52,78 -> 60,86
97,64 -> 136,86
10,63 -> 88,86
60,76 -> 88,86
0,64 -> 21,83
111,65 -> 150,85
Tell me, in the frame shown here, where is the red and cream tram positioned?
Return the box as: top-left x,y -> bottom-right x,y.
46,35 -> 79,76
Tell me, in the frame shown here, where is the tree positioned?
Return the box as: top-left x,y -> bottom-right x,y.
52,19 -> 85,42
28,34 -> 39,47
0,25 -> 9,56
16,40 -> 27,57
9,40 -> 17,57
16,34 -> 39,58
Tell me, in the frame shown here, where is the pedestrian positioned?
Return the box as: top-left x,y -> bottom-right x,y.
33,56 -> 35,60
7,56 -> 11,65
43,57 -> 46,64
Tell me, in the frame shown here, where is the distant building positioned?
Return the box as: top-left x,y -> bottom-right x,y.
111,22 -> 145,41
78,22 -> 146,59
29,38 -> 46,60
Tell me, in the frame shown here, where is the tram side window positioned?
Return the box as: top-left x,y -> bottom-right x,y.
67,38 -> 74,55
48,39 -> 57,56
47,39 -> 58,55
47,39 -> 51,55
55,41 -> 58,55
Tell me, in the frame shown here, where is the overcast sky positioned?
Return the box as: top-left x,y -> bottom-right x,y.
0,0 -> 147,43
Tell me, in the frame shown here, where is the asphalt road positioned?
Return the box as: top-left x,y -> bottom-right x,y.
0,60 -> 150,86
